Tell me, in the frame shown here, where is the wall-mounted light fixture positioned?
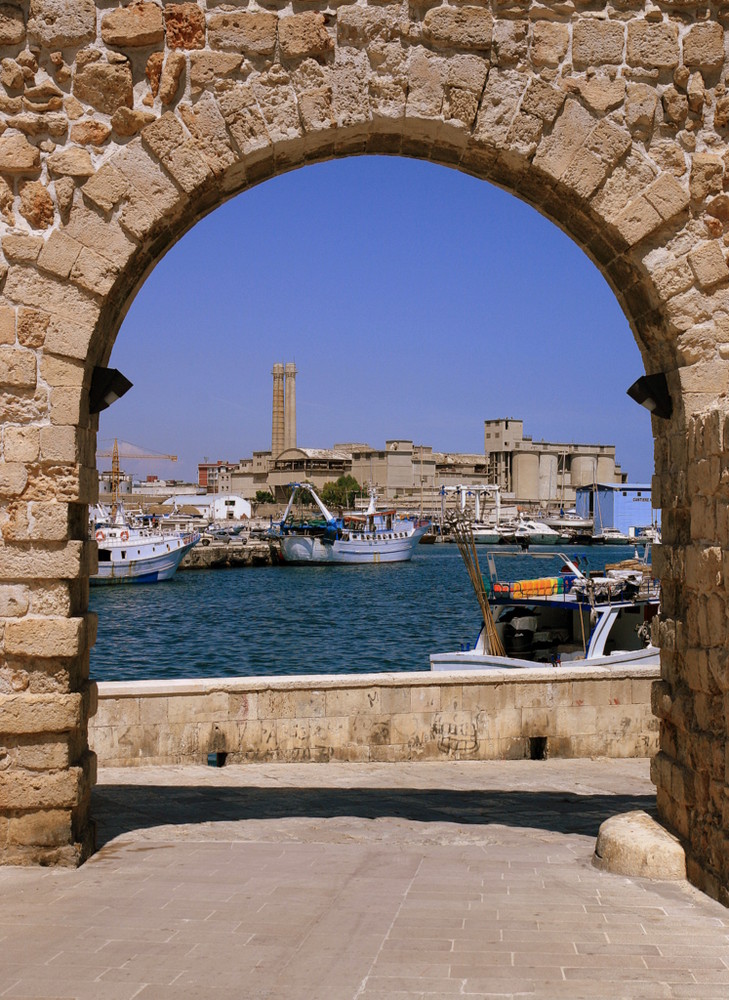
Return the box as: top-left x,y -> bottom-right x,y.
89,366 -> 133,414
626,372 -> 672,420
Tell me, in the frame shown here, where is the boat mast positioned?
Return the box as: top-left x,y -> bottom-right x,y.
111,438 -> 120,516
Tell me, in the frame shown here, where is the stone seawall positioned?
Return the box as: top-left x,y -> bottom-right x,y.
89,665 -> 659,767
180,540 -> 272,569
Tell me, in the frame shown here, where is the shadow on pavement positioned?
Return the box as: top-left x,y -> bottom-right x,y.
92,784 -> 656,847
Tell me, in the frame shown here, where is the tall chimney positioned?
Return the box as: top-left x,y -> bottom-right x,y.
284,362 -> 297,451
271,363 -> 284,458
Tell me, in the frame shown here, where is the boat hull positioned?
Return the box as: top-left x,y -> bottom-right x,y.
91,535 -> 199,585
430,644 -> 660,672
279,524 -> 428,564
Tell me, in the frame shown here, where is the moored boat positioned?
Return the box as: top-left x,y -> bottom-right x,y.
91,505 -> 200,584
271,483 -> 429,564
430,547 -> 659,672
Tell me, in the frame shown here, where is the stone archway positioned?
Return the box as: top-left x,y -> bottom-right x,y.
0,0 -> 727,900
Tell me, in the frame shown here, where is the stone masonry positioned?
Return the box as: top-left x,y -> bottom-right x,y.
0,0 -> 726,904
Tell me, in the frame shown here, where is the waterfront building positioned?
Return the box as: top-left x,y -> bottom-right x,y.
483,418 -> 625,505
197,459 -> 232,491
575,483 -> 659,535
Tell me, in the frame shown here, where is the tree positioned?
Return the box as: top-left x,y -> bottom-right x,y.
321,475 -> 362,509
255,490 -> 275,503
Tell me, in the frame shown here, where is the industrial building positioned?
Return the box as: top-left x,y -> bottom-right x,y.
483,418 -> 625,504
576,483 -> 659,535
201,369 -> 631,509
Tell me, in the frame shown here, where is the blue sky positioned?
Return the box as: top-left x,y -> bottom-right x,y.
100,155 -> 654,485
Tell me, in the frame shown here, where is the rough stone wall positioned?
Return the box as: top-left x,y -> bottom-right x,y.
90,668 -> 659,766
0,1 -> 726,896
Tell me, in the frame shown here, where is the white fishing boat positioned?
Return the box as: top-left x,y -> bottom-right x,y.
91,505 -> 200,584
431,548 -> 659,672
272,483 -> 429,564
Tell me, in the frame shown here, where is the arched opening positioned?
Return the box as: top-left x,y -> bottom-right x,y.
90,154 -> 655,680
1,2 -> 727,909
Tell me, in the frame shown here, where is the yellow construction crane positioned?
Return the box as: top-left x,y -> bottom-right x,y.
96,438 -> 178,508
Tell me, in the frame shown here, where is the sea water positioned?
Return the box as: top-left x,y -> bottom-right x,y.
90,545 -> 647,682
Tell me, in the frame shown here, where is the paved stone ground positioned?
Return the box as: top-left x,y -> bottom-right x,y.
1,759 -> 728,1000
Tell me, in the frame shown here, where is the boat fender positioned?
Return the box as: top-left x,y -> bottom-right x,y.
95,529 -> 105,541
120,529 -> 129,542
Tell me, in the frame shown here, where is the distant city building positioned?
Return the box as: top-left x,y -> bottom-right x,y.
483,418 -> 625,505
197,459 -> 232,491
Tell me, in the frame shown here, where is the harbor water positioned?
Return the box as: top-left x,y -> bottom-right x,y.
90,545 -> 649,682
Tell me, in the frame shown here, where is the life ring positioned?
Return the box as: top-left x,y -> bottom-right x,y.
95,529 -> 105,541
120,530 -> 129,542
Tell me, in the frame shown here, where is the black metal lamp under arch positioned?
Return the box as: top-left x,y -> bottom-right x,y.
626,372 -> 673,420
89,367 -> 133,414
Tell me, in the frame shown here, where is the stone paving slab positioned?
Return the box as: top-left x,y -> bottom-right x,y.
1,759 -> 728,1000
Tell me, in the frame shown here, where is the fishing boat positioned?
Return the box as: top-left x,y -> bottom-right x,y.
91,504 -> 200,584
430,544 -> 659,672
271,483 -> 430,564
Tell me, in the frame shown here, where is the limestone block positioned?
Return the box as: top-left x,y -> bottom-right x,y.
684,22 -> 725,73
0,691 -> 83,734
74,62 -> 134,117
532,98 -> 593,182
207,11 -> 277,57
47,147 -> 94,178
63,202 -> 137,269
70,121 -> 112,146
5,616 -> 87,659
146,51 -> 163,97
520,79 -> 565,124
7,112 -> 67,137
0,461 -> 28,496
179,92 -> 236,174
4,425 -> 39,463
690,153 -> 723,202
70,247 -> 119,297
110,108 -> 156,138
159,51 -> 186,105
54,176 -> 74,222
492,19 -> 528,66
0,133 -> 40,174
25,499 -> 72,540
7,809 -> 72,848
2,235 -> 43,263
0,767 -> 81,810
572,21 -> 624,69
627,22 -> 679,71
0,4 -> 25,46
37,231 -> 82,280
101,2 -> 165,48
28,0 -> 95,49
595,810 -> 686,878
251,68 -> 302,145
662,85 -> 688,127
687,72 -> 705,114
165,2 -> 205,50
17,180 -> 53,230
0,306 -> 13,345
626,83 -> 657,133
81,164 -> 129,214
0,346 -> 36,389
190,52 -> 241,96
688,241 -> 729,289
0,540 -> 86,580
531,21 -> 568,67
279,12 -> 333,61
0,585 -> 29,617
407,47 -> 445,119
646,173 -> 690,222
422,7 -> 492,52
